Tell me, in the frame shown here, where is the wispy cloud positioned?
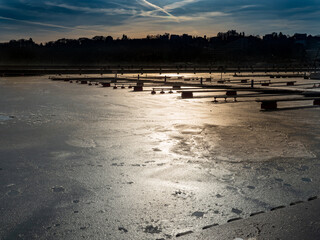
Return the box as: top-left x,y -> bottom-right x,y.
283,6 -> 315,13
164,0 -> 201,10
0,16 -> 75,29
177,11 -> 229,21
0,0 -> 319,43
238,5 -> 262,10
0,15 -> 104,35
44,2 -> 137,15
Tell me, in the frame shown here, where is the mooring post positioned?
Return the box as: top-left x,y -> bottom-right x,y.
181,91 -> 193,99
165,75 -> 167,83
200,77 -> 203,85
251,79 -> 254,88
314,99 -> 320,105
134,86 -> 143,91
261,101 -> 277,110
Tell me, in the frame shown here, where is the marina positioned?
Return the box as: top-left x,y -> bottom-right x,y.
1,0 -> 320,238
1,71 -> 320,238
50,71 -> 320,110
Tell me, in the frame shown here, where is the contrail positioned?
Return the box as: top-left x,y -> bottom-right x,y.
139,0 -> 176,18
0,15 -> 103,34
0,16 -> 75,30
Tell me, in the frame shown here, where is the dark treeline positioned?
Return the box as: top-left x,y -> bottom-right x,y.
0,30 -> 319,65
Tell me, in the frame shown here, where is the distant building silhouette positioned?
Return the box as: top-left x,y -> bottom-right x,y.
0,30 -> 319,66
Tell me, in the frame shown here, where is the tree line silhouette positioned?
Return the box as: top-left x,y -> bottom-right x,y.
0,30 -> 319,65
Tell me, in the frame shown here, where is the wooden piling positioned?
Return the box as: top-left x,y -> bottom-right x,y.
181,92 -> 193,99
134,86 -> 143,91
261,101 -> 277,110
314,99 -> 320,105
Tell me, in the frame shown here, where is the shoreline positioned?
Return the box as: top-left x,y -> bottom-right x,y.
0,66 -> 315,77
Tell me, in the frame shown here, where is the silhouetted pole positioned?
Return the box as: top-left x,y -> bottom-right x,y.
200,77 -> 203,85
164,75 -> 167,83
251,79 -> 254,88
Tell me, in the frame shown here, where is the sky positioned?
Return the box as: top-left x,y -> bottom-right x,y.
0,0 -> 319,43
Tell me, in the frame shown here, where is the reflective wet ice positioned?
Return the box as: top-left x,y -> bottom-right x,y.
0,75 -> 320,239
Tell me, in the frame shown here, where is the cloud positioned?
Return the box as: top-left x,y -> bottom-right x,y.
179,11 -> 229,21
0,15 -> 104,36
238,5 -> 262,10
164,0 -> 202,10
140,10 -> 228,22
0,0 -> 320,43
135,0 -> 228,22
44,2 -> 137,15
0,15 -> 75,30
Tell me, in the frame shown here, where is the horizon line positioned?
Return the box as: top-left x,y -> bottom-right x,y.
1,31 -> 318,45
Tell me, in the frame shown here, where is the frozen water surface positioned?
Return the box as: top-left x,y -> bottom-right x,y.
0,75 -> 320,239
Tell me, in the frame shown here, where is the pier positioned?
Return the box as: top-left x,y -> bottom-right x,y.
49,70 -> 320,111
